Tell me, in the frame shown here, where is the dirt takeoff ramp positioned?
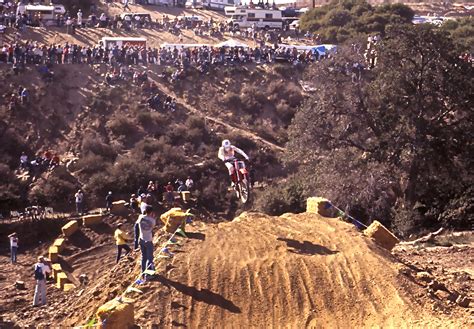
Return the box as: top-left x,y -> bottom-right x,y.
134,212 -> 457,328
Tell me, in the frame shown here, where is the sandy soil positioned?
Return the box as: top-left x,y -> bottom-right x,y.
1,212 -> 472,327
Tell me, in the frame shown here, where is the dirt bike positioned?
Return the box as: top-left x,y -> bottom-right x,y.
228,158 -> 251,204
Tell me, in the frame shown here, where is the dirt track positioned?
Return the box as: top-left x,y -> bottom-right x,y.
129,212 -> 464,328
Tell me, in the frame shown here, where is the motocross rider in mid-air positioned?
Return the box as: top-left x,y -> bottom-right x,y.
218,139 -> 249,187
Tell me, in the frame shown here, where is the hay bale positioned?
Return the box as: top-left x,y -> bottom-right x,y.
61,220 -> 79,237
364,220 -> 400,251
56,272 -> 69,290
53,238 -> 66,253
82,214 -> 103,227
63,283 -> 76,292
181,191 -> 191,202
111,200 -> 129,216
51,263 -> 62,280
160,208 -> 186,234
306,197 -> 337,217
96,297 -> 134,329
48,246 -> 59,262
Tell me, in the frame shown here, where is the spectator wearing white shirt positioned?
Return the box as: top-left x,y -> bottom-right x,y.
8,233 -> 18,264
185,176 -> 194,191
32,256 -> 51,307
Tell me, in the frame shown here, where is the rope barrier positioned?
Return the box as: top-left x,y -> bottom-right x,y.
328,201 -> 369,229
77,213 -> 191,327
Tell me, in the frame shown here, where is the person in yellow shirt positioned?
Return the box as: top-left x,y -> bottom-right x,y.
114,223 -> 132,263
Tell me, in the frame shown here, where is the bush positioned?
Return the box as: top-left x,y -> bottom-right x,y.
74,154 -> 111,176
0,164 -> 22,212
81,136 -> 117,160
255,179 -> 307,216
106,116 -> 137,137
28,169 -> 78,209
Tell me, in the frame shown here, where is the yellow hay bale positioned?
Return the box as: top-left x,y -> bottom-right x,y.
61,220 -> 79,237
96,297 -> 134,329
160,208 -> 187,234
51,263 -> 62,280
48,246 -> 59,262
53,238 -> 66,253
111,200 -> 129,216
306,197 -> 337,217
82,214 -> 103,227
56,272 -> 69,290
63,283 -> 76,292
181,191 -> 191,202
364,220 -> 400,251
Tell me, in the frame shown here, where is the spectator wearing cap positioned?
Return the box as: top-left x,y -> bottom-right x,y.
8,233 -> 18,264
32,256 -> 51,307
114,223 -> 132,263
105,191 -> 113,213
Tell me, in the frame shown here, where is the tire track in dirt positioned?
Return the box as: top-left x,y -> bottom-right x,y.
130,212 -> 464,328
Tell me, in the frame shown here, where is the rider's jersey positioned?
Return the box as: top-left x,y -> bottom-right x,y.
218,145 -> 249,161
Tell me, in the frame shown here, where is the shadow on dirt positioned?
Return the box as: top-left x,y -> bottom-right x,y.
156,275 -> 241,313
277,237 -> 339,256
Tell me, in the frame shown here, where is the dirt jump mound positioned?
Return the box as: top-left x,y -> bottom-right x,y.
127,212 -> 461,328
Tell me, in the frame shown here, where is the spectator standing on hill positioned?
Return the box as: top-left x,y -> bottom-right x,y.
105,191 -> 113,213
123,0 -> 131,11
76,9 -> 82,27
75,189 -> 84,215
185,176 -> 194,191
114,223 -> 132,263
134,206 -> 156,278
19,152 -> 28,170
32,256 -> 50,307
165,182 -> 174,205
130,194 -> 139,213
8,233 -> 18,264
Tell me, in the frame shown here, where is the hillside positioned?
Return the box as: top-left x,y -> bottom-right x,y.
1,211 -> 471,327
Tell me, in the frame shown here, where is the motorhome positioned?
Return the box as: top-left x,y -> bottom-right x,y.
16,4 -> 66,25
99,37 -> 147,49
227,8 -> 283,30
203,0 -> 241,11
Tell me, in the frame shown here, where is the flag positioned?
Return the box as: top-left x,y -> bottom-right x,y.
126,287 -> 143,294
143,269 -> 156,276
176,228 -> 188,238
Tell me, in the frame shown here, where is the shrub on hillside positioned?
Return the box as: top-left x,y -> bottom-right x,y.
106,116 -> 137,137
81,136 -> 117,160
28,168 -> 78,209
255,179 -> 307,216
74,154 -> 112,176
0,164 -> 22,212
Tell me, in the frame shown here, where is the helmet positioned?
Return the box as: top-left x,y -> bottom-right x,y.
222,139 -> 231,148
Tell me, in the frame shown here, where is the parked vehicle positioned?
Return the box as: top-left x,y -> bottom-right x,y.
16,4 -> 66,25
99,37 -> 147,48
185,0 -> 204,9
227,8 -> 283,30
204,0 -> 241,11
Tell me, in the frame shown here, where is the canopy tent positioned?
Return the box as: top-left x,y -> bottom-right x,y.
312,44 -> 337,56
216,39 -> 250,48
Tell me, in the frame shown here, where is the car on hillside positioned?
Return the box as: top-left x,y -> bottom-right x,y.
185,0 -> 204,9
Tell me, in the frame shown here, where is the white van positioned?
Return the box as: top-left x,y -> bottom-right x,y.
228,8 -> 282,30
203,0 -> 240,11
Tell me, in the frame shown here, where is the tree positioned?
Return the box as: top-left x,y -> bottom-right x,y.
299,0 -> 414,43
287,24 -> 473,235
